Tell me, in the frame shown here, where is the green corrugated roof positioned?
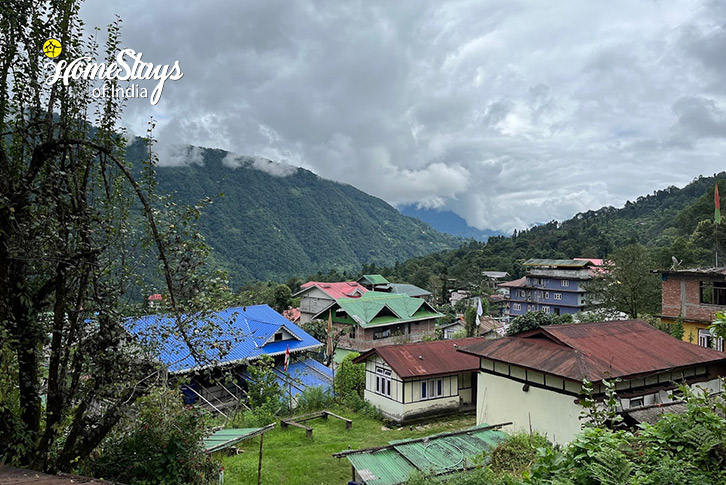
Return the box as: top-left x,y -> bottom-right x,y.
336,292 -> 442,328
389,283 -> 431,297
339,424 -> 507,485
523,258 -> 591,268
203,425 -> 274,453
361,274 -> 390,285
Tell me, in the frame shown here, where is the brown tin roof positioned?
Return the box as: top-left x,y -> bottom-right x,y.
458,320 -> 726,383
353,337 -> 482,379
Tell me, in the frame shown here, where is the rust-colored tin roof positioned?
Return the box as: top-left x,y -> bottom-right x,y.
458,320 -> 726,382
353,337 -> 482,379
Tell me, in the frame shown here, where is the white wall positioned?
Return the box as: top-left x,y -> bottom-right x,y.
476,371 -> 582,444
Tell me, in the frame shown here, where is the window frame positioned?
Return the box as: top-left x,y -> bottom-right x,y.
375,367 -> 392,397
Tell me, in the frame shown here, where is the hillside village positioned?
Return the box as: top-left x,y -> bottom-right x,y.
4,187 -> 726,483
6,2 -> 726,485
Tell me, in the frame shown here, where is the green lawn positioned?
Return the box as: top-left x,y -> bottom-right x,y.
221,409 -> 476,485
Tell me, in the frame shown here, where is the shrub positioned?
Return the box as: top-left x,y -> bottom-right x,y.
85,387 -> 218,484
296,386 -> 335,412
489,432 -> 552,476
334,353 -> 365,398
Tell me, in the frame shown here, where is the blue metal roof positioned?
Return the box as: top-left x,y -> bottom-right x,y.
126,305 -> 322,373
275,358 -> 334,397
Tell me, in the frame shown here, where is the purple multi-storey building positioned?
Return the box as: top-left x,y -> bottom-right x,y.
501,258 -> 602,319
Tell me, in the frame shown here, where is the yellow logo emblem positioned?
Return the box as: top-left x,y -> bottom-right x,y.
43,39 -> 62,59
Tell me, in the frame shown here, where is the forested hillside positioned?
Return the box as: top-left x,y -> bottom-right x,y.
376,174 -> 726,294
127,141 -> 460,285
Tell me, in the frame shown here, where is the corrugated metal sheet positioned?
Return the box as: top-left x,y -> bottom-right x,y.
275,358 -> 333,397
354,338 -> 481,379
388,283 -> 431,298
497,277 -> 526,288
298,281 -> 368,299
126,305 -> 322,373
459,320 -> 726,382
203,425 -> 274,453
335,292 -> 443,328
523,258 -> 592,267
347,450 -> 412,485
341,424 -> 506,485
361,274 -> 391,285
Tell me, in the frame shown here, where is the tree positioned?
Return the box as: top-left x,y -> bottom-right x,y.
0,2 -> 228,472
506,311 -> 569,336
586,244 -> 661,318
464,307 -> 477,337
334,353 -> 365,398
273,284 -> 293,312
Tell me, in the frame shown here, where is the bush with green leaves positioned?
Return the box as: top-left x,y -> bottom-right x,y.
296,386 -> 336,412
84,388 -> 218,484
489,432 -> 552,476
506,311 -> 571,336
334,352 -> 365,398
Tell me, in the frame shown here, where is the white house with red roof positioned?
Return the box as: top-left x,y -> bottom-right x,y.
295,281 -> 367,324
353,338 -> 482,422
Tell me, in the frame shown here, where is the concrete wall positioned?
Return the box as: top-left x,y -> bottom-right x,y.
476,371 -> 582,444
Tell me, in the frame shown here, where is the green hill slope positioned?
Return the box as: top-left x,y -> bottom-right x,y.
380,173 -> 726,291
129,142 -> 460,285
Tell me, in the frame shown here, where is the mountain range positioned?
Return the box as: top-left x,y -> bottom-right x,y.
127,142 -> 461,286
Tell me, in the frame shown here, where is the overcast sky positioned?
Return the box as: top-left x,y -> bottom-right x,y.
80,0 -> 726,233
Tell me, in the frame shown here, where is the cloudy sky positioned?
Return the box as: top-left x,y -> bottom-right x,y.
80,0 -> 726,233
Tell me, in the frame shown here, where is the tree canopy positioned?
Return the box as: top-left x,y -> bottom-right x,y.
0,1 -> 227,472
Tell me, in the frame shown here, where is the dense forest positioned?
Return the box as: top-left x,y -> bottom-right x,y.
127,141 -> 460,286
364,173 -> 726,296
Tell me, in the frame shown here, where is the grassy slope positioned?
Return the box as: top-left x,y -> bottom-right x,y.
222,409 -> 476,485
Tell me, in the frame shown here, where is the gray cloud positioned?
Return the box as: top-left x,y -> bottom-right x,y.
79,0 -> 726,233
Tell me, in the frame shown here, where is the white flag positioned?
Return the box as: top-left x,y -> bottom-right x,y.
476,298 -> 483,327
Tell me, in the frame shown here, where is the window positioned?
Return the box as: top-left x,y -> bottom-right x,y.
274,332 -> 283,341
560,280 -> 569,287
421,378 -> 443,400
517,290 -> 525,298
375,367 -> 392,397
698,329 -> 724,352
700,281 -> 726,305
542,306 -> 550,314
630,397 -> 644,408
373,328 -> 392,340
554,293 -> 562,300
513,303 -> 521,311
544,292 -> 549,299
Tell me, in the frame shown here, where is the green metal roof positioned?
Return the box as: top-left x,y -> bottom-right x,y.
388,283 -> 431,297
336,423 -> 508,485
523,258 -> 591,268
360,274 -> 391,285
335,292 -> 442,328
203,424 -> 275,453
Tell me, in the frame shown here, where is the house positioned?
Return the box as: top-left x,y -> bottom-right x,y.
334,423 -> 507,485
295,281 -> 367,324
657,267 -> 726,351
439,319 -> 466,339
458,320 -> 726,444
126,305 -> 331,412
498,277 -> 525,319
352,337 -> 483,422
311,292 -> 443,352
482,271 -> 510,290
504,258 -> 602,318
357,274 -> 392,291
386,283 -> 432,299
449,289 -> 470,306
